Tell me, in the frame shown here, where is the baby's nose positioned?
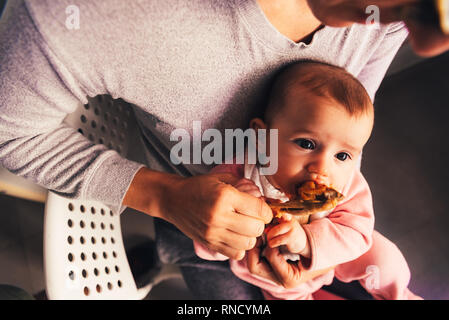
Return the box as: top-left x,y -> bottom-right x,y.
308,172 -> 329,186
306,159 -> 330,177
305,160 -> 331,185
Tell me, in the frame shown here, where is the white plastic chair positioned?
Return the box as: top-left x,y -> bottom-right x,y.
44,95 -> 182,300
0,167 -> 47,203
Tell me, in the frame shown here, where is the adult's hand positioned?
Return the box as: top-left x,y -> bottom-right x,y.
123,168 -> 273,260
306,0 -> 449,57
405,14 -> 449,57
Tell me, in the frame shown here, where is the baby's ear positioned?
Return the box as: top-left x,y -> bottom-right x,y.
249,118 -> 267,131
249,118 -> 267,149
248,118 -> 270,164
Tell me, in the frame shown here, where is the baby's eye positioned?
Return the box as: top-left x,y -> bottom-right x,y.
294,138 -> 315,150
336,152 -> 351,162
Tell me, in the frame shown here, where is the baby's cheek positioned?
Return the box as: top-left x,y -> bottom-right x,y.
268,164 -> 297,193
334,166 -> 358,192
332,181 -> 345,194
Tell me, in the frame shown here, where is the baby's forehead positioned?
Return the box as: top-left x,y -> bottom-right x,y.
283,86 -> 374,120
278,94 -> 374,138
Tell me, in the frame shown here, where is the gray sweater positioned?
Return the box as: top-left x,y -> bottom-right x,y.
0,0 -> 408,214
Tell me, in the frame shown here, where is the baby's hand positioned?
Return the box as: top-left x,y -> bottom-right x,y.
233,178 -> 262,198
266,217 -> 309,256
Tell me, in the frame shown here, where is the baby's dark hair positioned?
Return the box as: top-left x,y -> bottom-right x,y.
263,60 -> 373,126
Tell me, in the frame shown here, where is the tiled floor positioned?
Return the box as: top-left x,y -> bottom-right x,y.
1,45 -> 448,300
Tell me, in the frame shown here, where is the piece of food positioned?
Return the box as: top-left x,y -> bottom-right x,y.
267,181 -> 344,224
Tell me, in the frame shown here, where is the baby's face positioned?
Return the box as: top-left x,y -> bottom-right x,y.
255,91 -> 373,196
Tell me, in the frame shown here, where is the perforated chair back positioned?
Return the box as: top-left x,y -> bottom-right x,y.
44,194 -> 150,299
1,95 -> 130,203
44,96 -> 181,300
63,95 -> 134,158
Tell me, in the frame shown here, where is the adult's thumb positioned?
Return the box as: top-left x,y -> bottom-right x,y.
212,172 -> 241,186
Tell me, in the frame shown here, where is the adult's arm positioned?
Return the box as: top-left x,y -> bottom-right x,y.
0,1 -> 143,214
0,1 -> 271,260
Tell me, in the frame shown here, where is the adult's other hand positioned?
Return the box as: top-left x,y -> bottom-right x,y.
306,0 -> 449,56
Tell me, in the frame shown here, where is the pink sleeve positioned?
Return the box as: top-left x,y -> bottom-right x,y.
301,170 -> 375,271
193,163 -> 244,261
193,241 -> 229,261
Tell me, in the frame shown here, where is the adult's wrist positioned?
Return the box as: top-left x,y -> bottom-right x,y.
84,152 -> 145,215
122,166 -> 185,220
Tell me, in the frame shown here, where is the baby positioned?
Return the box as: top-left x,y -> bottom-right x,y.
195,61 -> 421,300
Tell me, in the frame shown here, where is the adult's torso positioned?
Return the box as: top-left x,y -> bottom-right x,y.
25,0 -> 404,176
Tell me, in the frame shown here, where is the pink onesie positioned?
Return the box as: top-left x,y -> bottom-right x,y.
194,163 -> 422,300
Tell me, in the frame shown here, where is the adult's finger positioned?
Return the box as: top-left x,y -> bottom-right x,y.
212,172 -> 271,222
212,173 -> 242,186
236,184 -> 262,198
231,190 -> 273,224
234,178 -> 258,188
212,241 -> 246,261
217,229 -> 257,251
223,212 -> 266,238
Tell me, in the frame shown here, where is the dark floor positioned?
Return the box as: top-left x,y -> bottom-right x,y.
0,193 -> 193,299
0,40 -> 448,299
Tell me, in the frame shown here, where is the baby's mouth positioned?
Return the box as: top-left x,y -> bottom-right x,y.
273,180 -> 333,201
293,180 -> 344,203
267,181 -> 345,221
292,180 -> 330,200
